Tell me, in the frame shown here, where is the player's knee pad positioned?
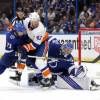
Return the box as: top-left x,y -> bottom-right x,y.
35,58 -> 47,70
0,51 -> 17,67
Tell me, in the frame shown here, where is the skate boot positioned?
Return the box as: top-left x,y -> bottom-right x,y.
39,77 -> 55,89
90,80 -> 100,90
91,80 -> 100,87
10,71 -> 22,81
28,75 -> 40,86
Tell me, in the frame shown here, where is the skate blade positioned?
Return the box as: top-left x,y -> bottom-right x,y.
41,86 -> 50,90
90,86 -> 100,91
9,79 -> 20,86
41,85 -> 56,90
28,82 -> 40,86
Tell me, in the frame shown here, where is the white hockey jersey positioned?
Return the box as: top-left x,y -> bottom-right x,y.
23,17 -> 48,51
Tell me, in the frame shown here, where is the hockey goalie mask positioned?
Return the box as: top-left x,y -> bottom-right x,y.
61,42 -> 74,55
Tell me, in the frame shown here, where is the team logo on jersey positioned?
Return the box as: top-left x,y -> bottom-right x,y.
10,35 -> 15,39
94,37 -> 100,54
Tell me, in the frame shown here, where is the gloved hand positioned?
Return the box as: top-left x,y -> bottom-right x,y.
17,45 -> 28,54
18,43 -> 36,54
17,46 -> 28,60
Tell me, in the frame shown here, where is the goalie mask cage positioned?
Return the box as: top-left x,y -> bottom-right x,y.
78,28 -> 100,65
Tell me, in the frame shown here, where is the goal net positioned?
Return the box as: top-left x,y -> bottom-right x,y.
78,28 -> 100,78
78,28 -> 100,64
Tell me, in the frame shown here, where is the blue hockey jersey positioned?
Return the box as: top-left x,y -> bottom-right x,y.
48,39 -> 74,74
6,30 -> 29,51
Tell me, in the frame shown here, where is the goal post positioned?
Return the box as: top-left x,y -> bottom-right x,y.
78,28 -> 100,65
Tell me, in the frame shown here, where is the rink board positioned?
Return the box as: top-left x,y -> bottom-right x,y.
0,34 -> 100,63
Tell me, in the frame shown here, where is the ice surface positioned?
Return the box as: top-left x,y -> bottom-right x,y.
0,63 -> 100,100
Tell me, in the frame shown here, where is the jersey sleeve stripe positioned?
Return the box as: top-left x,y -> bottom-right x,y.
41,32 -> 49,43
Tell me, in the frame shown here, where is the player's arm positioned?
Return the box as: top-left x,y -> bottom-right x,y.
21,31 -> 48,52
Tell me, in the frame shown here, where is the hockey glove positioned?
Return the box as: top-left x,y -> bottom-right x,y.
18,43 -> 36,53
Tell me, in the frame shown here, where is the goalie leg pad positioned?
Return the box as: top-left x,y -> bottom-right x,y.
56,75 -> 91,90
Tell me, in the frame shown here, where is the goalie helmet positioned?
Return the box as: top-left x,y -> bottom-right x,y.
62,42 -> 73,50
29,12 -> 40,21
61,42 -> 74,55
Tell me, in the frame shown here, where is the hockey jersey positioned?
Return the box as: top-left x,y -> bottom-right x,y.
23,18 -> 48,50
48,39 -> 74,74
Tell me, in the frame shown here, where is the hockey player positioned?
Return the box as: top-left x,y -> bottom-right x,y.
48,40 -> 73,73
0,22 -> 29,75
27,39 -> 86,87
47,39 -> 100,89
48,39 -> 85,77
27,39 -> 99,89
10,12 -> 54,87
8,7 -> 28,79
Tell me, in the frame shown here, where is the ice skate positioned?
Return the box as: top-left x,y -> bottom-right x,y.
39,77 -> 55,89
90,80 -> 100,90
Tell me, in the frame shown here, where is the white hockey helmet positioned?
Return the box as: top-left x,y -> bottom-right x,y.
29,12 -> 40,21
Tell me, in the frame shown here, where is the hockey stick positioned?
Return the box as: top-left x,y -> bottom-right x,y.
28,55 -> 100,64
82,55 -> 100,63
27,55 -> 68,62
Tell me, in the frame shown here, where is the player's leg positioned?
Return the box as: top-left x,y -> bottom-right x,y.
9,52 -> 26,81
9,35 -> 30,81
34,42 -> 55,87
0,51 -> 17,75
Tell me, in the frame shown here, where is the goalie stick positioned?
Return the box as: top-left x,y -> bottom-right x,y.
82,55 -> 100,63
28,55 -> 100,63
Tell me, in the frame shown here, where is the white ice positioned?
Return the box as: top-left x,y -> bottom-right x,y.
0,63 -> 100,100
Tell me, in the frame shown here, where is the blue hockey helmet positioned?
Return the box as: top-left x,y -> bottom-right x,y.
14,23 -> 26,32
61,42 -> 74,55
62,42 -> 74,50
61,42 -> 73,54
